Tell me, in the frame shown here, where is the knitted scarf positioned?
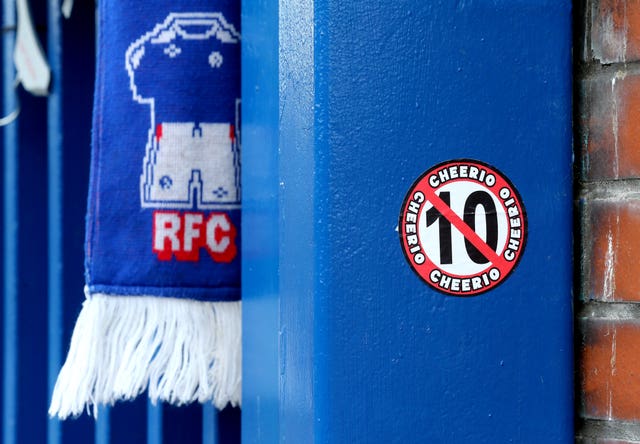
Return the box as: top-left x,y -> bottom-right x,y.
49,0 -> 241,418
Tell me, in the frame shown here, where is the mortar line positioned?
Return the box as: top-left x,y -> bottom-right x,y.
577,301 -> 640,320
578,418 -> 640,441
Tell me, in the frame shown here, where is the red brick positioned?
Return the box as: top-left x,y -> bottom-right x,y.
587,199 -> 640,302
580,72 -> 640,181
580,318 -> 640,421
590,0 -> 640,63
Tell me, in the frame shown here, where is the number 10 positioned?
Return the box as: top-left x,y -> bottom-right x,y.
425,191 -> 498,264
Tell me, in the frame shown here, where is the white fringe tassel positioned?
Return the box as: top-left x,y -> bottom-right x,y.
49,291 -> 241,419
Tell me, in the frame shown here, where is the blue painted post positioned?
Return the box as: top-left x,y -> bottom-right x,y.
95,405 -> 111,444
202,404 -> 218,444
241,0 -> 281,441
147,401 -> 162,444
2,1 -> 18,443
47,0 -> 63,442
242,1 -> 574,442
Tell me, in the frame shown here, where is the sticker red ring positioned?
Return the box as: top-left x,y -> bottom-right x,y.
399,159 -> 527,296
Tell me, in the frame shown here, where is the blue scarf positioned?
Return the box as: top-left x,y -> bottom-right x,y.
50,0 -> 241,418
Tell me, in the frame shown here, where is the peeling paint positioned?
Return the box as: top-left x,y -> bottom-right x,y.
608,387 -> 613,420
597,4 -> 629,63
609,70 -> 628,182
623,2 -> 629,62
607,323 -> 614,420
603,14 -> 622,61
602,228 -> 616,301
611,327 -> 617,377
611,79 -> 618,179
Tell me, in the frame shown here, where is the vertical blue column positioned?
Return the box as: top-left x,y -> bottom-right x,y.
2,1 -> 18,443
47,0 -> 63,443
241,0 -> 281,442
95,405 -> 111,444
201,404 -> 217,444
272,0 -> 315,440
147,400 -> 162,444
243,1 -> 574,442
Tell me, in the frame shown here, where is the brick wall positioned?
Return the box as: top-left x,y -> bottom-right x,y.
577,0 -> 640,442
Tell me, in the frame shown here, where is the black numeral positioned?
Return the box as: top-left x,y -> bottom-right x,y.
426,191 -> 498,264
463,191 -> 498,263
425,191 -> 452,264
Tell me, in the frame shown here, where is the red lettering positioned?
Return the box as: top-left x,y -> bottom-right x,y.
152,211 -> 237,262
152,211 -> 180,261
205,213 -> 237,263
175,212 -> 205,261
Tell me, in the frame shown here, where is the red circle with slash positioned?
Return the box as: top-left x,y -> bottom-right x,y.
399,159 -> 527,296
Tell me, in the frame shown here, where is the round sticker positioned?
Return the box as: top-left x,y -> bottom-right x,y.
399,159 -> 527,296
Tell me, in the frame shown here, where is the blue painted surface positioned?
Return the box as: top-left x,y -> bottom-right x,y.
147,401 -> 163,444
95,407 -> 110,444
202,403 -> 218,444
241,0 -> 281,441
60,1 -> 95,440
17,90 -> 48,444
243,0 -> 573,442
2,1 -> 18,444
47,1 -> 64,443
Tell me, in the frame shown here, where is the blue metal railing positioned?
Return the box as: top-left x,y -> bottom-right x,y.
2,2 -> 18,444
46,1 -> 63,444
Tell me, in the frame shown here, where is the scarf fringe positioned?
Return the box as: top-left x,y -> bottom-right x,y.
49,291 -> 241,419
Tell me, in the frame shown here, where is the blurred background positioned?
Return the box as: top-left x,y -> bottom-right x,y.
0,0 -> 240,442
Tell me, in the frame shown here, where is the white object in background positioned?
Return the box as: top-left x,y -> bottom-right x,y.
14,0 -> 51,96
61,0 -> 73,18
